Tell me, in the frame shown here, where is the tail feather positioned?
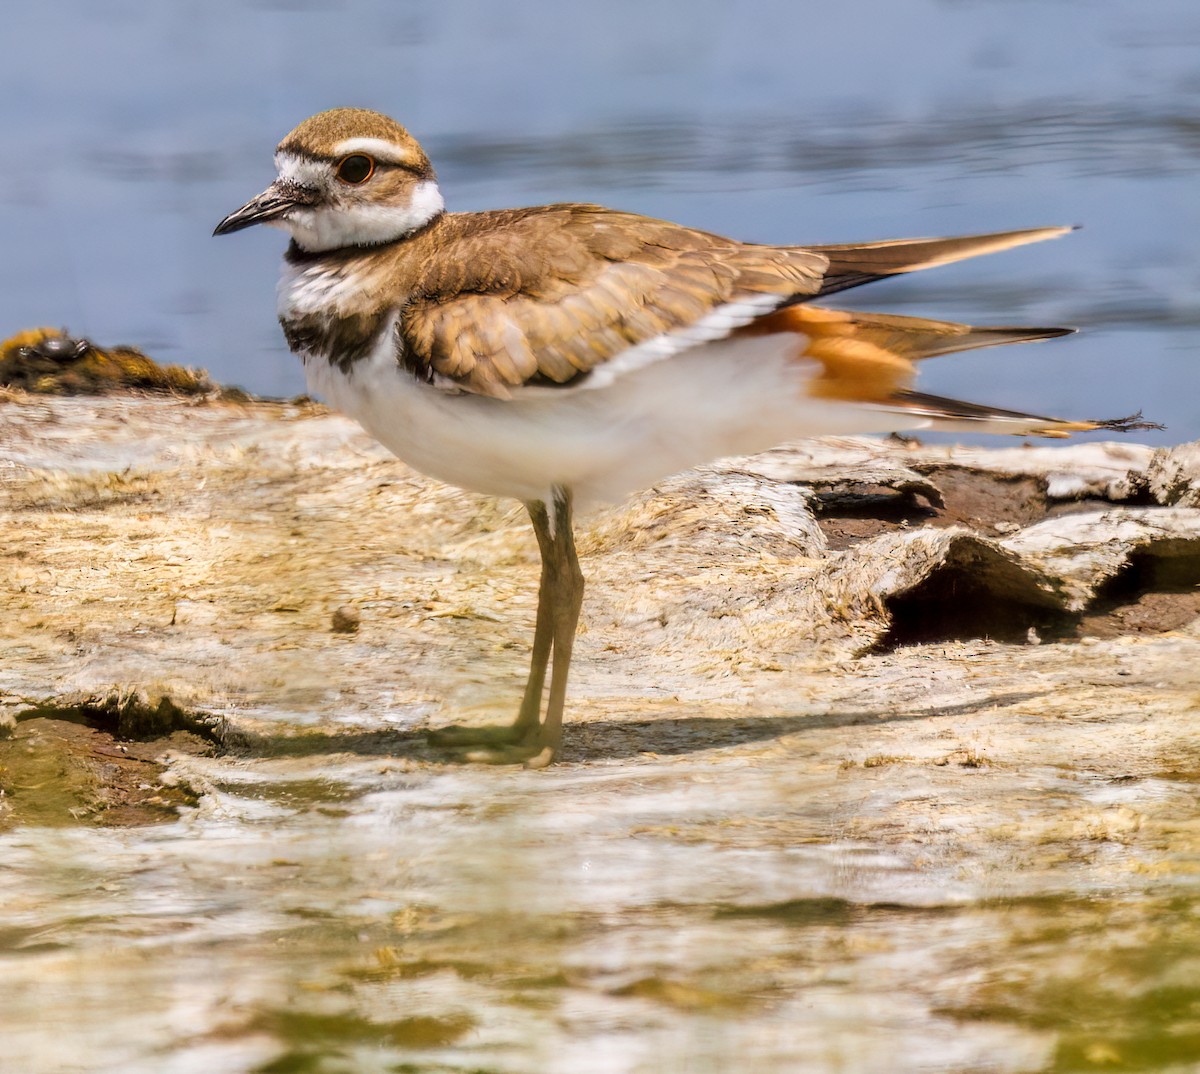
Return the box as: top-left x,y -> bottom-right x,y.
737,225 -> 1154,440
854,317 -> 1074,361
886,389 -> 1110,438
804,226 -> 1074,297
740,305 -> 1077,406
776,306 -> 1074,362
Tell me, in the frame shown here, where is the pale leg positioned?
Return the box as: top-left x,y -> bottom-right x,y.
427,487 -> 583,766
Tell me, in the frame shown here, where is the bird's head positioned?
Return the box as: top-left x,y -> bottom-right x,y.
214,108 -> 444,252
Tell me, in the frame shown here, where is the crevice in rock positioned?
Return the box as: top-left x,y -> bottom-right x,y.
1076,543 -> 1200,638
870,542 -> 1072,652
808,482 -> 940,547
816,465 -> 1161,552
16,690 -> 226,745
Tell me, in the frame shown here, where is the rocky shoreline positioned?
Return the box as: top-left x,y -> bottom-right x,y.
2,386 -> 1199,826
3,374 -> 1200,1071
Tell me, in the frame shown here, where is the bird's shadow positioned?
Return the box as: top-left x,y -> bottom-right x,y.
220,689 -> 1049,766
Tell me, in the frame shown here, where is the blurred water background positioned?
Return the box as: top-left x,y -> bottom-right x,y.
1,0 -> 1197,442
4,6 -> 1200,1072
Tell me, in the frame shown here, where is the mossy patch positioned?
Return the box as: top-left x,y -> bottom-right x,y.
938,896 -> 1200,1073
246,1009 -> 476,1073
0,327 -> 213,395
0,717 -> 204,828
0,690 -> 221,829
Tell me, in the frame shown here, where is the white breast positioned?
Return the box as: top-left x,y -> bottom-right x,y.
278,258 -> 365,318
298,319 -> 922,506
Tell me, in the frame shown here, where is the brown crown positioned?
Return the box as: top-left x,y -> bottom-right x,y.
277,107 -> 432,173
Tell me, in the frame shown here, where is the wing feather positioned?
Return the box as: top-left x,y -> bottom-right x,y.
394,208 -> 1072,399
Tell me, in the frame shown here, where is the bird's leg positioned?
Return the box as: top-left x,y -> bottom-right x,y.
511,499 -> 557,735
521,487 -> 584,768
428,492 -> 581,766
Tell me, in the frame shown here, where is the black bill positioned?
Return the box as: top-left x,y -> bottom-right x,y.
213,181 -> 317,236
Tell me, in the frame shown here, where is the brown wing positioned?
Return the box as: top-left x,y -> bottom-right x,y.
396,209 -> 1072,399
398,205 -> 827,398
807,226 -> 1074,295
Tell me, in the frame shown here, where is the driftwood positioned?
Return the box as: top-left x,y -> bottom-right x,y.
2,391 -> 1199,819
3,391 -> 1200,1071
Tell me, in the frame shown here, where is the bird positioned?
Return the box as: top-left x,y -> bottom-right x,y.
214,107 -> 1135,767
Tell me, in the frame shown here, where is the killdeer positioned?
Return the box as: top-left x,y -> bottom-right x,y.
215,107 -> 1134,767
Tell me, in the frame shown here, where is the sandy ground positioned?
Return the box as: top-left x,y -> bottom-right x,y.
2,392 -> 1199,1073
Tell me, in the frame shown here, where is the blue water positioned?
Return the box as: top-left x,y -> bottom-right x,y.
2,0 -> 1197,442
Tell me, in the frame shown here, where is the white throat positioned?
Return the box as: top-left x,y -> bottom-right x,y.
278,180 -> 445,252
272,152 -> 444,252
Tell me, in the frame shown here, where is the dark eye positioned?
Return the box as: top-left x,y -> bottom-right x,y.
335,154 -> 375,184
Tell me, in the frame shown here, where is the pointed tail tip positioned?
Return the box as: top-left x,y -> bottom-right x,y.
1089,410 -> 1166,434
1025,325 -> 1077,340
965,224 -> 1076,253
1007,223 -> 1075,244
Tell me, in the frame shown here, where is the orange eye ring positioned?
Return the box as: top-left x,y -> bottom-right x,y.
335,153 -> 375,184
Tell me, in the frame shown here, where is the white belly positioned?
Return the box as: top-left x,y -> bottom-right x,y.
301,329 -> 921,505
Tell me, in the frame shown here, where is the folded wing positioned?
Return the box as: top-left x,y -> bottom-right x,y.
399,209 -> 1074,403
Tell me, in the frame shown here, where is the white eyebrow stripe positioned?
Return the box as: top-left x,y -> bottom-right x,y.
332,136 -> 423,167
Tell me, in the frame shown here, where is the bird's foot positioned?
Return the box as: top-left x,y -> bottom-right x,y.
461,741 -> 556,768
427,723 -> 557,768
427,722 -> 526,748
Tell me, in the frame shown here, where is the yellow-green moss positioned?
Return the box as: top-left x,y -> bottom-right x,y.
0,328 -> 213,395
